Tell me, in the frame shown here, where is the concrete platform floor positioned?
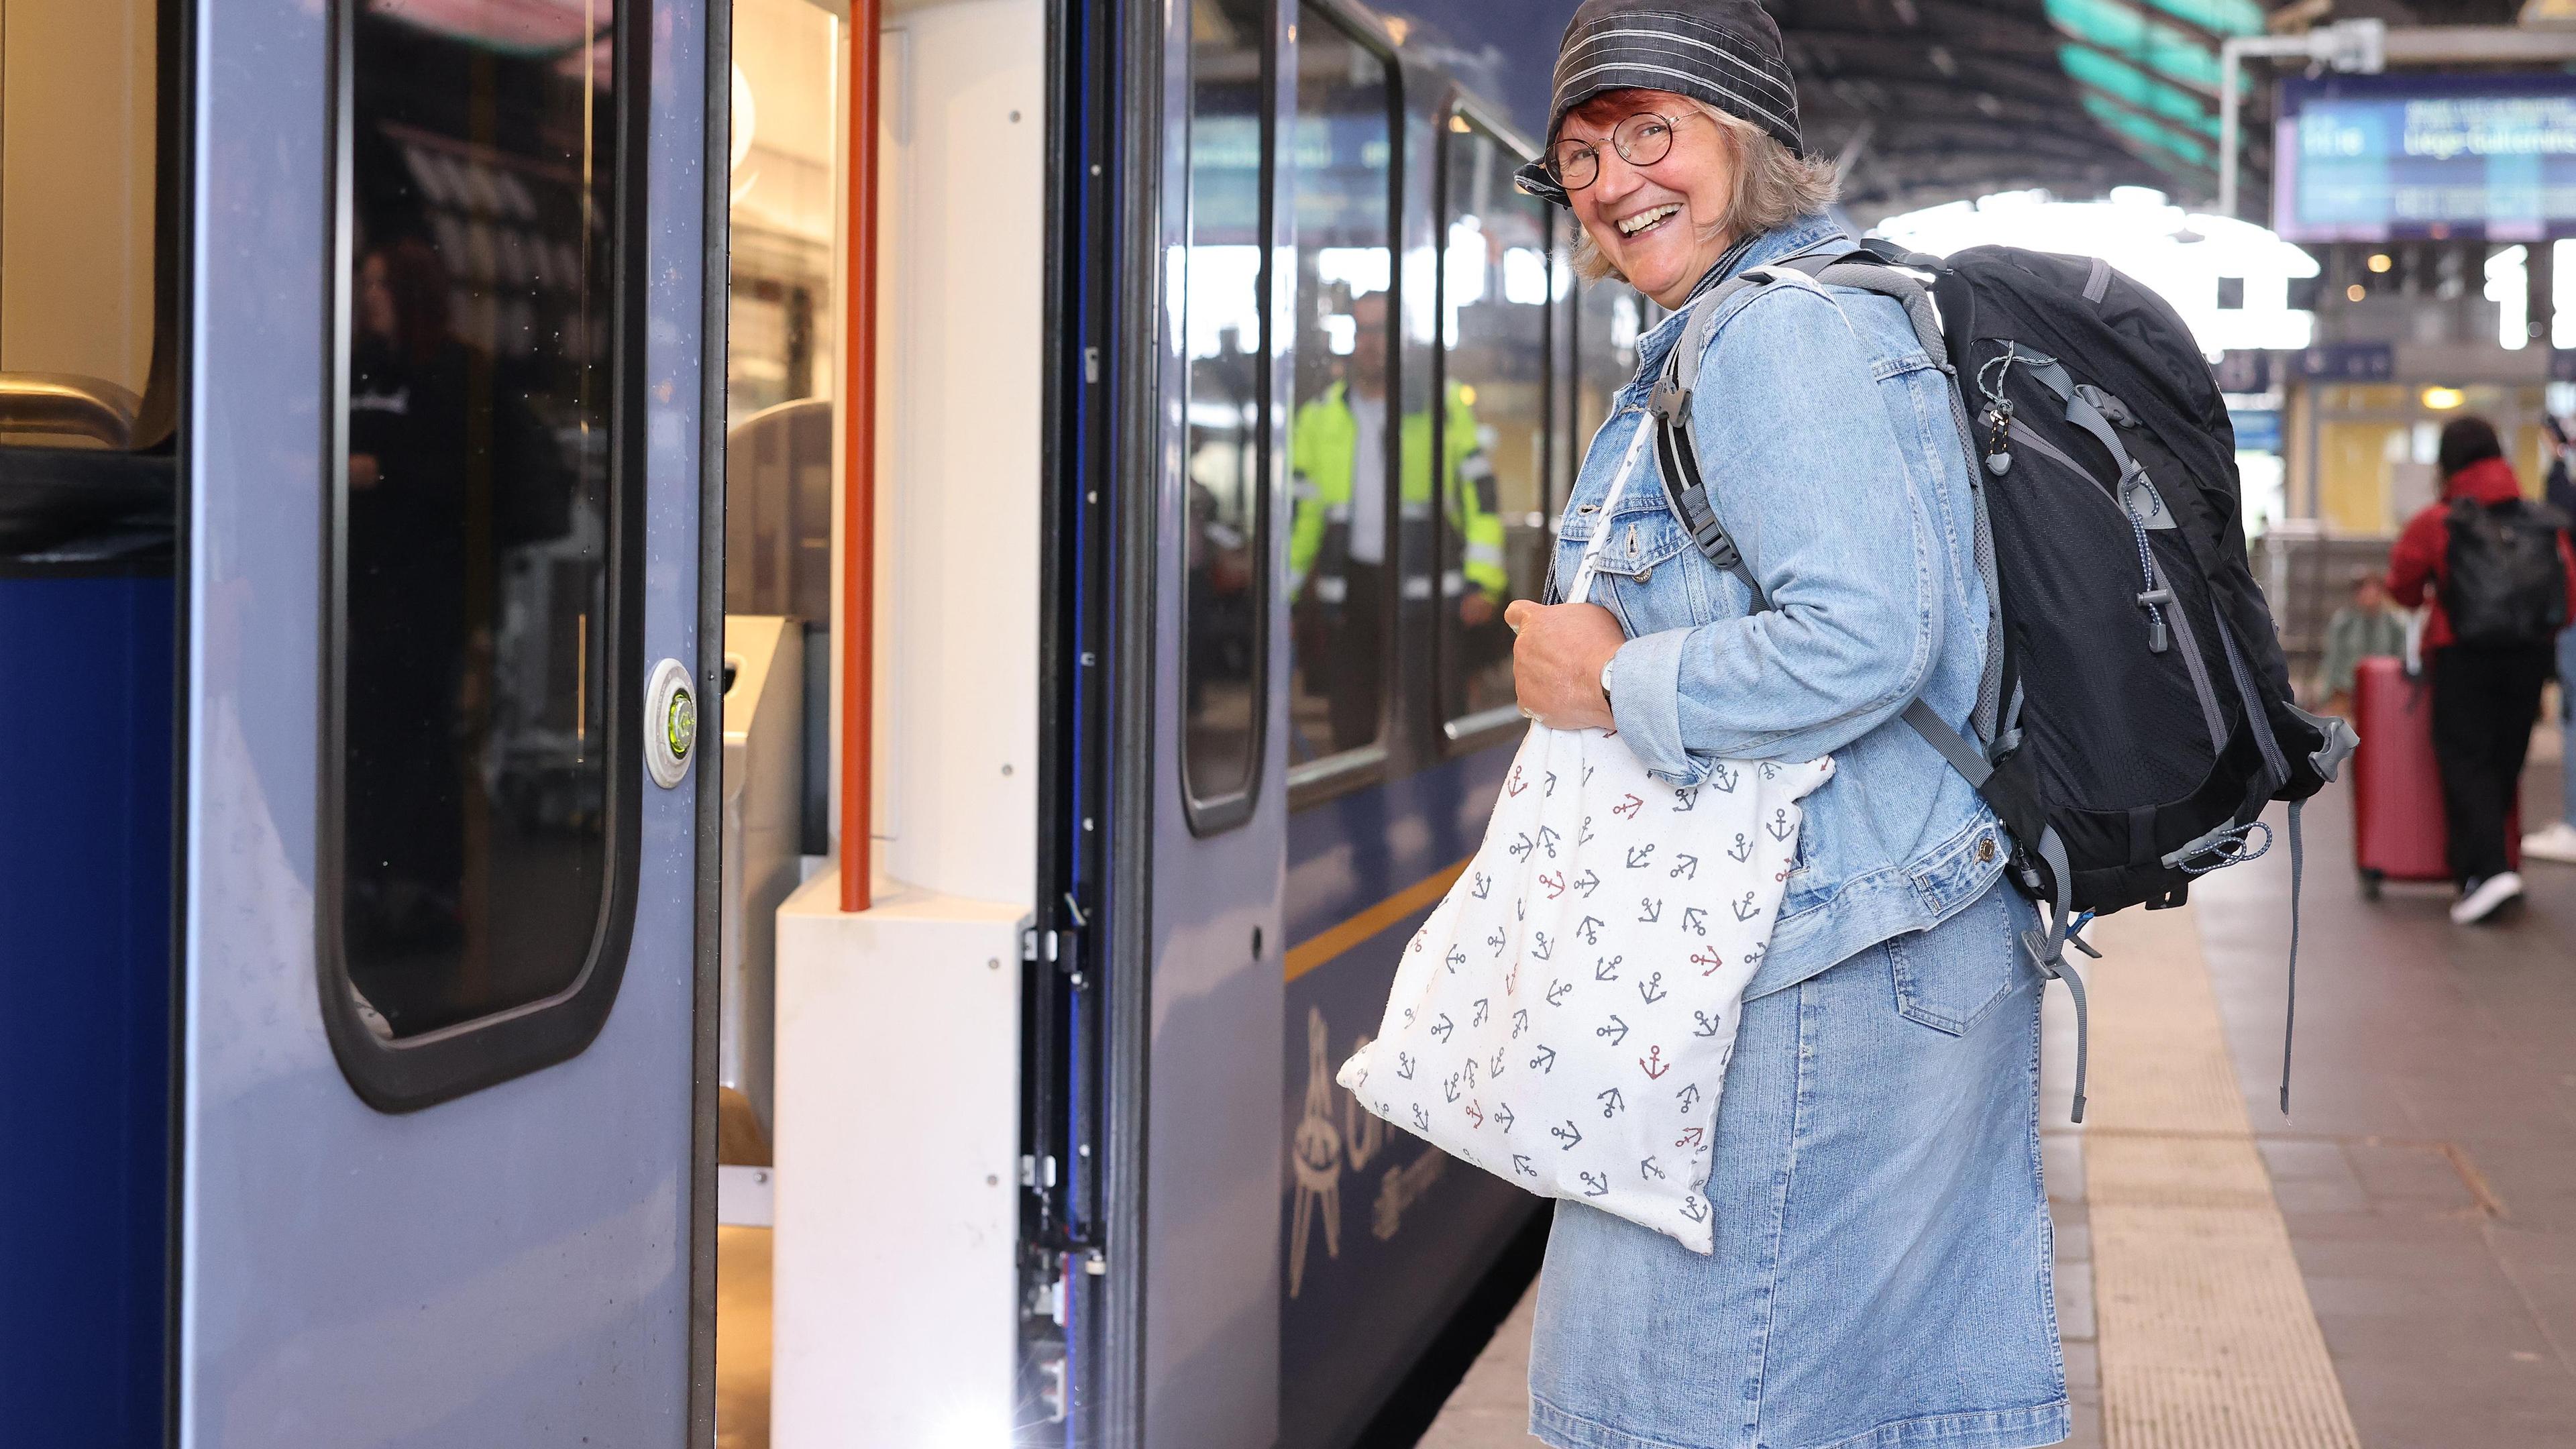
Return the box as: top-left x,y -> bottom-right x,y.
1417,760 -> 2576,1448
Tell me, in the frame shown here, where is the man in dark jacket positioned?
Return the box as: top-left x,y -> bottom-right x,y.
2387,415 -> 2576,922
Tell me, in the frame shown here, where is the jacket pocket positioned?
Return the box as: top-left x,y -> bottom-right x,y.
1886,885 -> 2017,1034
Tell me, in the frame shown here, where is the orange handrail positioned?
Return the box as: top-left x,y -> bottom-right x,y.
841,0 -> 881,912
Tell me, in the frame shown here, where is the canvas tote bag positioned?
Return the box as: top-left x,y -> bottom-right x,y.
1337,422 -> 1831,1253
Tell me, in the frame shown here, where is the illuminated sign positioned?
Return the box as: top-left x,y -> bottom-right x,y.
2276,72 -> 2576,241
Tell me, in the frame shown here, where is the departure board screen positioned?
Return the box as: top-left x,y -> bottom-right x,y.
2276,72 -> 2576,241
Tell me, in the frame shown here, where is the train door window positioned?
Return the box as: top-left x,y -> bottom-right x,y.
1178,0 -> 1271,828
1434,109 -> 1550,736
1285,7 -> 1395,788
0,0 -> 179,563
1570,269 -> 1642,476
324,0 -> 641,1106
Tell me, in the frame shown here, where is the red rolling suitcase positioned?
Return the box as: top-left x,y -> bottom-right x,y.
2349,654 -> 2518,898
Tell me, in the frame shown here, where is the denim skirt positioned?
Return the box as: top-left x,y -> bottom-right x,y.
1528,879 -> 2070,1449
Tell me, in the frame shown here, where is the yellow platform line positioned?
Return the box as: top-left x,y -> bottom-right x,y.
1283,855 -> 1474,983
2083,903 -> 2362,1449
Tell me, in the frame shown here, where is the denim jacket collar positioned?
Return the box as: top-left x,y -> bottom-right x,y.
1624,214 -> 1851,407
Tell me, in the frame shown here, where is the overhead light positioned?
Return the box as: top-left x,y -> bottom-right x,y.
1449,114 -> 1471,133
2367,252 -> 2392,273
2347,283 -> 2367,301
2423,386 -> 2465,410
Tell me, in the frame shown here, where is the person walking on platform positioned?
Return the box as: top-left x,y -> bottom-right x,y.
1500,3 -> 2065,1446
2526,417 -> 2576,864
2317,568 -> 2406,718
2387,415 -> 2576,922
1287,290 -> 1508,750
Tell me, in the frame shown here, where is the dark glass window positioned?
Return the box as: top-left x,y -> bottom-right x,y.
1285,11 -> 1393,780
334,1 -> 627,1043
1436,113 -> 1551,731
1179,0 -> 1271,821
1572,274 -> 1642,472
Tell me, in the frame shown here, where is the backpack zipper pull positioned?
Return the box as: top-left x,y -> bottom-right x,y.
2137,584 -> 2173,653
1980,399 -> 2015,476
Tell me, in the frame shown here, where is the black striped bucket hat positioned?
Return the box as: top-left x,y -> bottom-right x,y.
1515,0 -> 1804,207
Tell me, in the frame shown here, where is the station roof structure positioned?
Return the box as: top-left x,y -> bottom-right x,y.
1778,0 -> 2524,219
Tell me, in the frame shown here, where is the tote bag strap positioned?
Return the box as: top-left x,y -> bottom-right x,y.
1566,417 -> 1656,606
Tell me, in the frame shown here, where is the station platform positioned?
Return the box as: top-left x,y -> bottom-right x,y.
1421,751 -> 2576,1448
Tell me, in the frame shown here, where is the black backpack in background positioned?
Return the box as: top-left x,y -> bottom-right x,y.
2443,496 -> 2568,648
1648,241 -> 2357,1121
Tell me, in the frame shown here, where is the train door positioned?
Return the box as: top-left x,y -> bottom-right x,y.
1108,0 -> 1297,1440
174,0 -> 720,1441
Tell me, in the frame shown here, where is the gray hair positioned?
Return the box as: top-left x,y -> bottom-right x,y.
1568,106 -> 1839,284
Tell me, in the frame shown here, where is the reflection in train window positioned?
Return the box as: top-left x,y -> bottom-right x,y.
0,0 -> 178,564
335,1 -> 625,1039
1436,113 -> 1551,731
1572,272 -> 1644,454
1179,0 -> 1271,823
1285,11 -> 1394,779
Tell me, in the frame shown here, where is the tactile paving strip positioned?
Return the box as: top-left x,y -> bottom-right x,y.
2082,904 -> 2362,1449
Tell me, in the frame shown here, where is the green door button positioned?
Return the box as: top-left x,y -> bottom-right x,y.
646,657 -> 695,788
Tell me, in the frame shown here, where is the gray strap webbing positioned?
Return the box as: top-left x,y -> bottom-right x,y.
2215,616 -> 2292,794
2033,361 -> 2148,496
2084,256 -> 2113,303
2282,799 -> 2304,1116
1810,262 -> 1949,368
1901,698 -> 1992,787
2021,827 -> 2087,1123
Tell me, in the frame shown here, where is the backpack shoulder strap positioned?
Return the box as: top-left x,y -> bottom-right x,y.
1644,248 -> 2002,790
1646,255 -> 1844,606
1648,248 -> 1951,600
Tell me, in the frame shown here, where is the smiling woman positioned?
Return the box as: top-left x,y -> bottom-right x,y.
1492,4 -> 2075,1448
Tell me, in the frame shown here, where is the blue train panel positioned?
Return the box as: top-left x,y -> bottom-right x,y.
1281,745 -> 1531,1448
0,568 -> 174,1442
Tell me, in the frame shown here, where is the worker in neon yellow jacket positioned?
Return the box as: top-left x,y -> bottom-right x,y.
1289,291 -> 1508,752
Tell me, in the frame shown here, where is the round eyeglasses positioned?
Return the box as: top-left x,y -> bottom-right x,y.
1544,110 -> 1701,193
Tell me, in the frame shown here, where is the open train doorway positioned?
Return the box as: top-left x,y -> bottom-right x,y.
712,0 -> 846,1443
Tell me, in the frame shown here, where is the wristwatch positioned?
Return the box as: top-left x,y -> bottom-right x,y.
1599,653 -> 1617,711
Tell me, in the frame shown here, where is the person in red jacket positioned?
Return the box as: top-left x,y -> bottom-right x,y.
2387,415 -> 2576,922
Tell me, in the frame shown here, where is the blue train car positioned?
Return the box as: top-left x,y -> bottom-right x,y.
0,0 -> 1645,1442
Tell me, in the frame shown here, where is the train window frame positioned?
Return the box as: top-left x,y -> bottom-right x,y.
1176,0 -> 1278,839
1431,95 -> 1550,755
1282,0 -> 1405,814
313,0 -> 651,1113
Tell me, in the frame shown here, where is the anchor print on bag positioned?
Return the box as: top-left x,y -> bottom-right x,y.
1332,588 -> 1833,1253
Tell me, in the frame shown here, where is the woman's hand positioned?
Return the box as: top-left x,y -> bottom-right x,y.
1507,599 -> 1624,731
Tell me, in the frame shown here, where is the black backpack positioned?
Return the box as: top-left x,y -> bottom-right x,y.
1648,241 -> 2357,1120
2443,496 -> 2568,648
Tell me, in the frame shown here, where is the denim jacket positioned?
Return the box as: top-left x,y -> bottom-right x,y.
1563,216 -> 2006,995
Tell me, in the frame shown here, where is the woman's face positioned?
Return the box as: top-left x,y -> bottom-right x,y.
1562,90 -> 1739,309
